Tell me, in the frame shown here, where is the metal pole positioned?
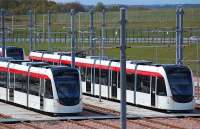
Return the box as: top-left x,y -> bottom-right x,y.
11,15 -> 14,32
81,31 -> 83,50
89,9 -> 94,56
47,10 -> 51,50
99,38 -> 102,101
179,8 -> 184,65
176,8 -> 180,64
120,8 -> 127,129
33,9 -> 36,49
79,12 -> 81,43
102,9 -> 106,57
98,9 -> 106,102
29,10 -> 33,52
43,14 -> 45,43
70,9 -> 75,68
1,9 -> 5,57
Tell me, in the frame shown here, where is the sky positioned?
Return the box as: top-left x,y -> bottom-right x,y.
52,0 -> 200,5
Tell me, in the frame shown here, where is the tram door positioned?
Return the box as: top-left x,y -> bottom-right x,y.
151,77 -> 156,106
40,79 -> 45,109
86,68 -> 91,93
111,71 -> 117,98
9,73 -> 14,102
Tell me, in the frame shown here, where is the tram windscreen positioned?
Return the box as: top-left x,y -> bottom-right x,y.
53,68 -> 80,106
6,48 -> 24,60
165,66 -> 193,103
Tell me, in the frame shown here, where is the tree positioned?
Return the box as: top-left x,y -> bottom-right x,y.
62,2 -> 85,12
95,2 -> 106,12
0,0 -> 19,12
0,0 -> 85,14
109,5 -> 120,11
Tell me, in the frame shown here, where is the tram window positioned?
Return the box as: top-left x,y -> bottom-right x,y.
137,75 -> 150,93
136,75 -> 142,92
40,79 -> 45,96
100,70 -> 108,85
126,74 -> 134,91
95,68 -> 99,84
151,77 -> 155,90
80,68 -> 86,81
10,73 -> 15,88
118,72 -> 120,88
6,48 -> 24,60
157,78 -> 167,96
66,64 -> 71,67
0,72 -> 6,88
86,68 -> 91,81
112,71 -> 118,87
46,60 -> 54,65
44,80 -> 53,99
29,77 -> 40,96
15,74 -> 27,92
54,62 -> 60,65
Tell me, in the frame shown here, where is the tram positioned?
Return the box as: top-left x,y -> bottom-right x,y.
29,51 -> 195,111
0,46 -> 24,60
0,60 -> 82,114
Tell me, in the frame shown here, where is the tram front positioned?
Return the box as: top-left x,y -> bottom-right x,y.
164,65 -> 194,110
52,66 -> 82,113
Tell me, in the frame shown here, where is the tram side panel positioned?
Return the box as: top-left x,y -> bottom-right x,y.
0,62 -> 9,101
0,71 -> 7,100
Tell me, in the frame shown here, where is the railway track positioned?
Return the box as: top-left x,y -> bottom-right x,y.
0,113 -> 16,129
143,118 -> 187,129
186,117 -> 200,125
90,120 -> 120,129
0,117 -> 200,129
0,114 -> 12,119
129,120 -> 161,129
83,103 -> 120,115
67,119 -> 120,129
0,122 -> 43,129
129,118 -> 189,129
0,123 -> 16,129
21,122 -> 43,129
0,105 -> 200,129
0,113 -> 42,129
67,120 -> 99,129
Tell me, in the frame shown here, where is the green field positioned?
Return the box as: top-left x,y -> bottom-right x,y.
7,7 -> 200,32
4,7 -> 199,44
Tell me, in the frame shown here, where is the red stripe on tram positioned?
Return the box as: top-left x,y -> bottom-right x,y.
42,57 -> 60,63
29,55 -> 163,78
0,66 -> 50,80
28,56 -> 42,61
0,66 -> 8,72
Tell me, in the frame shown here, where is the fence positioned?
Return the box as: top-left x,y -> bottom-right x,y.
1,8 -> 200,101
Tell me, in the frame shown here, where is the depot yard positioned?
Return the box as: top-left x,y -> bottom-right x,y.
1,4 -> 200,129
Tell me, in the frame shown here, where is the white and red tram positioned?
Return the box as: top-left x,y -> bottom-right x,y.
29,51 -> 195,111
0,60 -> 82,115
